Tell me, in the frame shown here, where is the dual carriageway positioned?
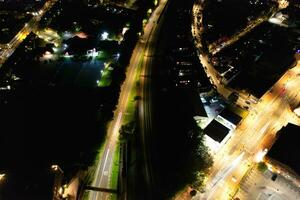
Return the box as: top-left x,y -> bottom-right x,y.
1,0 -> 298,199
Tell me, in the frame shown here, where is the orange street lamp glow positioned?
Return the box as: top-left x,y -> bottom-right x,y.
0,174 -> 5,181
254,148 -> 268,163
51,164 -> 63,174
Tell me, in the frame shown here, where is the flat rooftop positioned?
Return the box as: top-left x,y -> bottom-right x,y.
268,123 -> 300,175
188,91 -> 207,117
219,107 -> 242,125
204,119 -> 230,143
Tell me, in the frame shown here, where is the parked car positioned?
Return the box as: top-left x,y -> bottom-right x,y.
271,173 -> 277,181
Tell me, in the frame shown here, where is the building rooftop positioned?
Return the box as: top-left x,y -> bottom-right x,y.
204,119 -> 230,143
218,107 -> 242,126
268,123 -> 300,175
188,91 -> 207,117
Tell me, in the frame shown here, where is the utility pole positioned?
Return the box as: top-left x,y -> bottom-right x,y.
51,165 -> 64,200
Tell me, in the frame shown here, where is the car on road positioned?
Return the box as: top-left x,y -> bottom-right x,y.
271,173 -> 277,181
243,105 -> 249,110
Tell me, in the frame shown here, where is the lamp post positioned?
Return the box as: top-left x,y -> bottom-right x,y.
0,173 -> 6,199
51,165 -> 64,200
51,165 -> 64,174
0,174 -> 5,182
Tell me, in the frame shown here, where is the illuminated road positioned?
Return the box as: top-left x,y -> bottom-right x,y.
191,3 -> 258,109
237,163 -> 300,199
189,1 -> 300,199
138,0 -> 169,198
193,52 -> 300,200
0,0 -> 58,67
208,6 -> 278,56
191,1 -> 287,108
199,0 -> 286,55
88,1 -> 168,199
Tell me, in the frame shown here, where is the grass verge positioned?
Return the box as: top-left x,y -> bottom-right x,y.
98,64 -> 113,87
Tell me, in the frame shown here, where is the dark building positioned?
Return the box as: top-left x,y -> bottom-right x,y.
268,123 -> 300,175
188,91 -> 207,117
204,119 -> 230,143
218,107 -> 242,126
65,36 -> 94,55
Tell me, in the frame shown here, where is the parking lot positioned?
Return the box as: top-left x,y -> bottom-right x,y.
236,166 -> 300,200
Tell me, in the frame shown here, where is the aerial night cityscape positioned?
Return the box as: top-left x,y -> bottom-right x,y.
0,0 -> 299,199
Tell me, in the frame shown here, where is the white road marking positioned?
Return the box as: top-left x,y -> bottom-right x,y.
99,148 -> 110,186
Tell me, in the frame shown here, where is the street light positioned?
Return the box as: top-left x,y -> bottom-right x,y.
51,164 -> 64,174
254,148 -> 268,163
101,32 -> 109,40
0,174 -> 5,181
51,165 -> 64,200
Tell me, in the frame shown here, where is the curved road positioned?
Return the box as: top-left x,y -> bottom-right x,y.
88,1 -> 168,199
138,0 -> 169,198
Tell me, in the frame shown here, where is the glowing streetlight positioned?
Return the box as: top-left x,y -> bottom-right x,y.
0,174 -> 5,181
254,148 -> 268,163
122,27 -> 129,35
51,164 -> 64,174
101,32 -> 109,40
294,107 -> 300,117
51,165 -> 64,200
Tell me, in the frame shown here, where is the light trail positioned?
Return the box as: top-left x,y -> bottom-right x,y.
208,152 -> 245,195
189,1 -> 300,199
88,1 -> 168,199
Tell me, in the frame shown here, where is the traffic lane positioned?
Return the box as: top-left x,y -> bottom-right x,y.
137,1 -> 168,197
210,14 -> 273,55
91,148 -> 109,200
192,5 -> 262,108
240,75 -> 298,157
0,0 -> 57,62
234,102 -> 284,157
90,6 -> 157,198
204,87 -> 298,198
91,112 -> 123,200
97,146 -> 115,200
203,82 -> 293,196
138,34 -> 156,200
240,73 -> 296,128
0,0 -> 57,66
208,129 -> 281,200
89,1 -> 170,199
191,1 -> 298,198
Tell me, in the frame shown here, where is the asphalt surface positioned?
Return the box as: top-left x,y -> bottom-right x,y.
88,1 -> 168,199
189,1 -> 300,199
237,166 -> 300,200
0,0 -> 58,67
191,3 -> 260,110
193,51 -> 300,200
208,6 -> 279,55
138,0 -> 169,198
